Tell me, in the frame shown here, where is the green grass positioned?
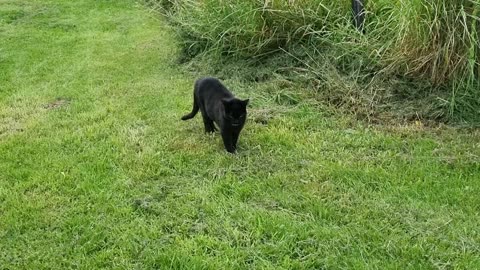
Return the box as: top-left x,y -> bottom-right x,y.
1,0 -> 480,269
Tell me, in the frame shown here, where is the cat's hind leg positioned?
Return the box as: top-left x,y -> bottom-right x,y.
198,104 -> 216,133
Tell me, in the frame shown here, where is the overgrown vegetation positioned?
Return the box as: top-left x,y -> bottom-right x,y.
149,0 -> 480,124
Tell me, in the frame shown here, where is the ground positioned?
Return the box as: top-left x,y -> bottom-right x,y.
1,0 -> 479,269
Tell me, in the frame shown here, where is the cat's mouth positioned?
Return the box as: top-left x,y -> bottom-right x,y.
232,123 -> 241,127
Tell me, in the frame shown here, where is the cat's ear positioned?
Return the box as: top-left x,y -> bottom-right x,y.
242,99 -> 250,106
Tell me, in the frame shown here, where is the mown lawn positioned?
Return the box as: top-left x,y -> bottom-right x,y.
1,0 -> 479,269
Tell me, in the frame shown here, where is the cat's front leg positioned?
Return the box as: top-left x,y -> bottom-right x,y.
221,130 -> 236,153
202,115 -> 216,133
232,131 -> 240,149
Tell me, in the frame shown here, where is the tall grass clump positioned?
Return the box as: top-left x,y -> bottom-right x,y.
382,0 -> 477,84
378,0 -> 480,121
167,0 -> 351,58
150,0 -> 480,124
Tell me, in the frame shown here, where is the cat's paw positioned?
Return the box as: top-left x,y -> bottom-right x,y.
226,148 -> 237,154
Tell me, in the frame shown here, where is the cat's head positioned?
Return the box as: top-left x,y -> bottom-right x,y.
222,98 -> 249,126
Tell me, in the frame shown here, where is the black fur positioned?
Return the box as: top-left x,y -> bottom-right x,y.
352,0 -> 365,33
182,77 -> 249,153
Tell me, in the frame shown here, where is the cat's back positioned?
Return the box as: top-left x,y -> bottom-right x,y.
195,77 -> 231,96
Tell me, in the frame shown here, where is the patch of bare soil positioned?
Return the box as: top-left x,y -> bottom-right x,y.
43,98 -> 70,109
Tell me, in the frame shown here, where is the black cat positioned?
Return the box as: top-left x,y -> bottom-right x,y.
181,77 -> 249,153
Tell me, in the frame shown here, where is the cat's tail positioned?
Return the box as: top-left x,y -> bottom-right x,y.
181,96 -> 199,120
